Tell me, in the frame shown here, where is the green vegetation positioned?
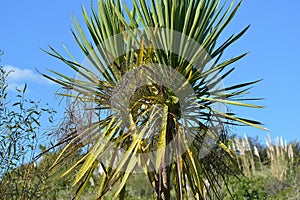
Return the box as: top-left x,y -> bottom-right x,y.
221,135 -> 300,200
0,65 -> 299,199
0,62 -> 55,199
1,0 -> 299,200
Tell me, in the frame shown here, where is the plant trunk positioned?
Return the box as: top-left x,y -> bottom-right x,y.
157,165 -> 171,200
119,184 -> 126,200
155,116 -> 174,200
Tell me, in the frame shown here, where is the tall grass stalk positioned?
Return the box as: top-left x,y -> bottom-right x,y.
230,133 -> 294,181
266,133 -> 294,181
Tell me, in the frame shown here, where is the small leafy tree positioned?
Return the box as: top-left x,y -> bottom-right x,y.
0,58 -> 55,199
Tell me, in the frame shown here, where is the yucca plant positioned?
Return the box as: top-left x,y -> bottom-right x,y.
42,0 -> 266,199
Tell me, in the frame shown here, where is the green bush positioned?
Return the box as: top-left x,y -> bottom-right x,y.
0,64 -> 55,199
223,175 -> 267,200
267,166 -> 300,200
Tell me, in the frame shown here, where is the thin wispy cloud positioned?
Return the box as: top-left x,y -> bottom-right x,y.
3,65 -> 53,91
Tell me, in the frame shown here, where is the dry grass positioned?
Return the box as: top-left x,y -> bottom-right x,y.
265,133 -> 294,181
230,133 -> 294,180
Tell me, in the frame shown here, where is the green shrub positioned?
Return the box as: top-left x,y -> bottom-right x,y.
0,64 -> 55,199
223,175 -> 267,200
267,166 -> 300,200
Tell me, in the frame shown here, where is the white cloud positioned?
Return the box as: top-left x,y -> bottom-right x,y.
5,82 -> 25,91
3,65 -> 53,86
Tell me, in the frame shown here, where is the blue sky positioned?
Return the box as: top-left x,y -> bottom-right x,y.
0,0 -> 299,143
